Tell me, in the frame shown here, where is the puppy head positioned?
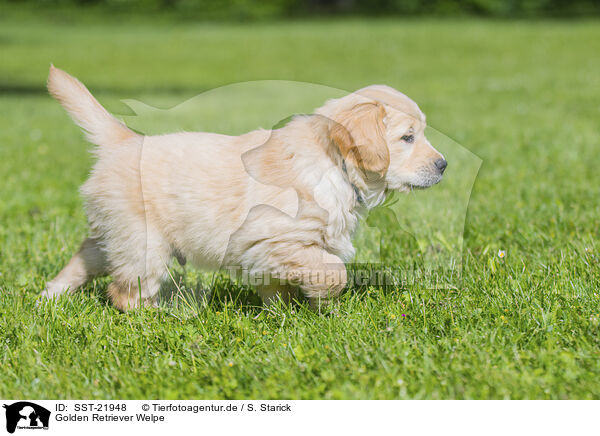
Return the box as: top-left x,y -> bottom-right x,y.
329,102 -> 390,178
320,85 -> 446,193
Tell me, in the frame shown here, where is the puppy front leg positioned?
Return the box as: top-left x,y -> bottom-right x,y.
275,248 -> 347,310
295,251 -> 348,311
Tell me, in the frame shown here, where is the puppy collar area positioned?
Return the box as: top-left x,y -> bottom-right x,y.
341,160 -> 366,207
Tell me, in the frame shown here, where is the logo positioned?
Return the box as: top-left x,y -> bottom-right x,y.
3,402 -> 50,434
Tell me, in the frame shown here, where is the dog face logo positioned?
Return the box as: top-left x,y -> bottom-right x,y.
2,402 -> 50,434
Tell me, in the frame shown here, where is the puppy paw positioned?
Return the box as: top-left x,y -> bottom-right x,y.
39,282 -> 70,299
36,287 -> 61,307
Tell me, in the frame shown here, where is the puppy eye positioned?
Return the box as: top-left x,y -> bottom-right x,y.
401,135 -> 415,144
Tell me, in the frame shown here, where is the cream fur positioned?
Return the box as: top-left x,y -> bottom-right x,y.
41,66 -> 445,310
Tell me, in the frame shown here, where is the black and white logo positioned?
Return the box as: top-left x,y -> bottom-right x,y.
3,402 -> 50,434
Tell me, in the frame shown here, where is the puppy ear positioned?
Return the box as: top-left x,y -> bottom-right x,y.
330,102 -> 389,176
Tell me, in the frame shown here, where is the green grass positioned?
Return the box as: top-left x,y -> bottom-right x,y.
1,15 -> 599,399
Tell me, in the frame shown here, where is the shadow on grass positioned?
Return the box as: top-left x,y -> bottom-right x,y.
158,269 -> 264,318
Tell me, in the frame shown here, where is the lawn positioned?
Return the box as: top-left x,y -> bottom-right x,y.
0,14 -> 599,399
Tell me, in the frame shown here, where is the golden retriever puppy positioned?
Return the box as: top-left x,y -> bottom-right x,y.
42,65 -> 446,310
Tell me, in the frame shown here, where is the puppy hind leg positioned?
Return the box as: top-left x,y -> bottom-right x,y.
106,236 -> 170,311
106,277 -> 162,311
41,237 -> 108,298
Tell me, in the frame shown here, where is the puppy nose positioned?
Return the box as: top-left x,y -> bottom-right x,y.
435,158 -> 447,174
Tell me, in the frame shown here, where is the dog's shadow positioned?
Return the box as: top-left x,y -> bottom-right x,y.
157,267 -> 264,317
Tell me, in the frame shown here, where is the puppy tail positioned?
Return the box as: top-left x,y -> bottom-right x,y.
47,65 -> 137,146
